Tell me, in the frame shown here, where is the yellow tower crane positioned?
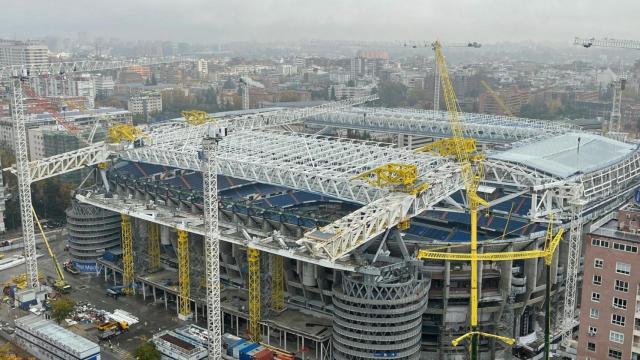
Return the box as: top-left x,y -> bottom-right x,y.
148,223 -> 160,272
415,40 -> 502,358
177,229 -> 192,319
480,80 -> 515,117
247,247 -> 261,342
271,255 -> 285,312
120,214 -> 134,295
181,110 -> 215,126
416,217 -> 564,359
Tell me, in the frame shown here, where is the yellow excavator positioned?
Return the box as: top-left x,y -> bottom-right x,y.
32,208 -> 71,294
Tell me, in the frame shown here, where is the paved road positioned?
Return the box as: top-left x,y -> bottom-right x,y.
0,234 -> 191,359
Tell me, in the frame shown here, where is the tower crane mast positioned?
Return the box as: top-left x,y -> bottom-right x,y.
11,78 -> 40,289
418,41 -> 491,360
7,58 -> 189,291
574,36 -> 637,133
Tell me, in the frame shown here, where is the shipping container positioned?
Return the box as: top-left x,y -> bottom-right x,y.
253,348 -> 274,360
239,343 -> 260,360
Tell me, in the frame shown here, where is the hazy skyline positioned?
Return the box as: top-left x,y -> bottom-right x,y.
2,0 -> 639,44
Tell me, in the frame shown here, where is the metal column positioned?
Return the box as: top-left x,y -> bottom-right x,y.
248,247 -> 261,342
148,222 -> 160,271
177,229 -> 192,320
271,254 -> 284,312
121,214 -> 134,295
203,136 -> 222,358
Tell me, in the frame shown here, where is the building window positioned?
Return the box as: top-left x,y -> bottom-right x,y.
614,280 -> 629,292
613,242 -> 638,253
592,275 -> 602,285
590,308 -> 599,319
591,292 -> 600,302
594,258 -> 604,269
609,331 -> 624,344
587,342 -> 596,351
615,262 -> 631,275
611,314 -> 625,327
592,238 -> 610,248
588,326 -> 597,335
608,348 -> 622,359
612,297 -> 627,310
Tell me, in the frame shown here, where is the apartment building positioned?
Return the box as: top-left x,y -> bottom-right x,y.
0,40 -> 48,69
578,203 -> 640,360
128,91 -> 163,115
329,84 -> 374,100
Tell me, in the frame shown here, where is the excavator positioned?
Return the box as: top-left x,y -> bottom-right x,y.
32,208 -> 71,294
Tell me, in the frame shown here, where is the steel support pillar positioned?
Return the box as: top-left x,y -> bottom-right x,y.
248,247 -> 261,342
203,136 -> 222,358
177,229 -> 192,320
121,214 -> 134,295
148,222 -> 160,271
271,254 -> 285,312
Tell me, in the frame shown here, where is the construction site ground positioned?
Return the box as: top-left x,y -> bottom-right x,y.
0,232 -> 193,360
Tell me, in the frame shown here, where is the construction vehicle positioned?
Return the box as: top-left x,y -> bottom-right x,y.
106,286 -> 126,299
97,320 -> 129,340
32,208 -> 71,294
63,261 -> 79,275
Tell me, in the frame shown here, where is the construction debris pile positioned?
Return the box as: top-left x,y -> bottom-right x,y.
64,301 -> 139,328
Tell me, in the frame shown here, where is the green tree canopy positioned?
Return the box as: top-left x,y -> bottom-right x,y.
378,81 -> 408,108
51,296 -> 75,324
133,342 -> 161,360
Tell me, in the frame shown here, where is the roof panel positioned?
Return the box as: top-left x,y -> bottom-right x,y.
490,133 -> 636,178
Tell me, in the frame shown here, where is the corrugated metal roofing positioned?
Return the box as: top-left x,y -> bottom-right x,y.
15,314 -> 99,358
490,132 -> 636,178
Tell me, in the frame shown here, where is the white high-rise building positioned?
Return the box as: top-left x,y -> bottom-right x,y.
0,40 -> 48,70
197,59 -> 209,77
128,92 -> 163,115
28,76 -> 96,108
94,75 -> 115,97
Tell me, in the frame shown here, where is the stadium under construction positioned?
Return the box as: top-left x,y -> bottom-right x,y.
53,104 -> 640,360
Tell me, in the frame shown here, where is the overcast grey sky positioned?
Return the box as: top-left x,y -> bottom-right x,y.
1,0 -> 638,43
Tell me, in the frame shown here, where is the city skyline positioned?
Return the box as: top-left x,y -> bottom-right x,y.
1,0 -> 639,43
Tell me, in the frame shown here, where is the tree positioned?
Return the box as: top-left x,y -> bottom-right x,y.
378,81 -> 408,108
330,86 -> 336,101
347,79 -> 356,87
51,297 -> 75,324
133,342 -> 161,360
407,88 -> 429,108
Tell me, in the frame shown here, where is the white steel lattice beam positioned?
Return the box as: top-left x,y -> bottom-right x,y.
146,95 -> 378,148
5,142 -> 110,182
574,37 -> 640,50
0,57 -> 193,81
308,108 -> 575,143
122,130 -> 461,205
